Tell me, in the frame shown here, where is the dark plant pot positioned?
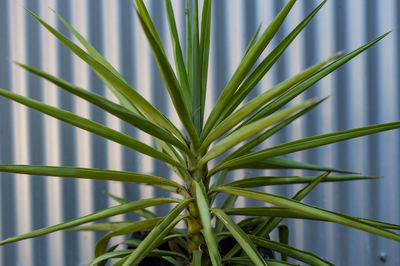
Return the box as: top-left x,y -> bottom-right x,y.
130,229 -> 274,265
218,234 -> 274,260
130,231 -> 175,266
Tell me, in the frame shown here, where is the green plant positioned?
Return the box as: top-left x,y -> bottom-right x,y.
0,0 -> 399,265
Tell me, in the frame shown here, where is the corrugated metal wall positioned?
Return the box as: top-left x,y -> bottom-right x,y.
0,0 -> 399,265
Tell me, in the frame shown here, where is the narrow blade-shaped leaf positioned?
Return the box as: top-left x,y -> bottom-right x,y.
199,0 -> 212,121
249,235 -> 333,266
202,0 -> 296,139
223,174 -> 377,188
106,192 -> 158,219
123,199 -> 191,265
224,156 -> 356,174
185,0 -> 192,92
192,250 -> 202,266
165,0 -> 191,111
214,194 -> 238,234
278,225 -> 289,261
213,121 -> 400,173
67,222 -> 139,232
225,207 -> 400,230
88,250 -> 132,266
215,1 -> 328,127
203,53 -> 331,147
135,7 -> 200,149
195,181 -> 222,266
223,258 -> 296,266
222,98 -> 327,163
200,99 -> 315,165
26,8 -> 185,142
243,23 -> 262,57
52,9 -> 141,114
0,165 -> 185,191
211,208 -> 267,266
0,198 -> 179,245
17,62 -> 191,154
0,89 -> 185,170
246,32 -> 391,124
213,186 -> 400,241
95,218 -> 162,257
191,0 -> 202,135
253,172 -> 329,237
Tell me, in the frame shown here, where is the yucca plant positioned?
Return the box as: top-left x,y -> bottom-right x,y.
0,0 -> 399,265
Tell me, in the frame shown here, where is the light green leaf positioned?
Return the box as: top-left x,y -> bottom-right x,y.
213,186 -> 400,242
202,0 -> 296,139
192,250 -> 202,266
122,199 -> 191,265
200,99 -> 316,165
0,198 -> 179,245
211,208 -> 267,266
223,98 -> 327,162
213,121 -> 400,173
0,89 -> 185,170
135,4 -> 200,150
195,181 -> 222,266
165,0 -> 191,112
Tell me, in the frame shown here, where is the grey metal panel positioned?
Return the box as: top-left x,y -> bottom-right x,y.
0,0 -> 399,265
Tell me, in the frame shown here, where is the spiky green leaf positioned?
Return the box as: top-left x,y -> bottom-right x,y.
0,198 -> 179,245
212,208 -> 267,266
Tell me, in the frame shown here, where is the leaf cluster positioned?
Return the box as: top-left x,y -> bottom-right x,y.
0,1 -> 399,265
